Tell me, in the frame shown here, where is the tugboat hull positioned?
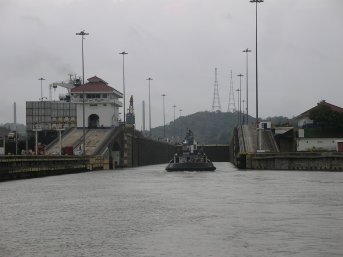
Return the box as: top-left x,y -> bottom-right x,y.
166,129 -> 216,172
166,162 -> 216,172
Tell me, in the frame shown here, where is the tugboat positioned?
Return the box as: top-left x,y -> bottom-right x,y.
166,129 -> 216,172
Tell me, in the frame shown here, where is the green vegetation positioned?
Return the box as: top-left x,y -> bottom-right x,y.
151,111 -> 252,144
309,104 -> 343,128
265,116 -> 296,127
304,127 -> 343,138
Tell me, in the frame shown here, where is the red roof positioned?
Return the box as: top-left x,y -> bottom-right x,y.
71,76 -> 115,93
297,100 -> 343,118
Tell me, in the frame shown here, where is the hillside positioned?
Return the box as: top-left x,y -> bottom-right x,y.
0,123 -> 26,135
151,111 -> 253,144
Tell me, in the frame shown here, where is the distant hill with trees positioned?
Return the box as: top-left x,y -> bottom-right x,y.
151,111 -> 253,145
0,123 -> 26,135
150,111 -> 296,144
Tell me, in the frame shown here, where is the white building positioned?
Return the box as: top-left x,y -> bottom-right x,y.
70,76 -> 123,128
296,100 -> 343,151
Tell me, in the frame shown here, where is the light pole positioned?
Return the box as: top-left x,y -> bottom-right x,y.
76,30 -> 89,156
146,77 -> 153,136
162,94 -> 166,138
250,0 -> 263,150
242,100 -> 246,124
56,127 -> 65,155
38,77 -> 45,101
82,90 -> 86,156
32,125 -> 42,155
172,104 -> 177,139
236,89 -> 240,125
243,48 -> 251,124
119,51 -> 128,124
237,74 -> 244,125
179,109 -> 182,139
76,30 -> 89,84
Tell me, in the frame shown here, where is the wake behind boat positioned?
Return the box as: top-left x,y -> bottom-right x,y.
166,129 -> 216,172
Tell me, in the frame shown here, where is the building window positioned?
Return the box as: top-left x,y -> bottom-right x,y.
102,94 -> 107,98
87,94 -> 100,99
103,104 -> 107,106
90,104 -> 98,107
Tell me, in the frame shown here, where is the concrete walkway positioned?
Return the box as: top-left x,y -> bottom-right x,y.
238,125 -> 279,153
46,128 -> 115,155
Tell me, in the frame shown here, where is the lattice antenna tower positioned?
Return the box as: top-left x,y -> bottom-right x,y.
227,70 -> 236,112
211,68 -> 221,112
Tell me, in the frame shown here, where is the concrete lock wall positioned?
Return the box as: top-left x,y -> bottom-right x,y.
202,145 -> 230,162
120,129 -> 230,168
125,134 -> 178,167
245,152 -> 343,171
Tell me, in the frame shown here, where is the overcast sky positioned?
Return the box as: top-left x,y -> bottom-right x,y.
1,0 -> 342,129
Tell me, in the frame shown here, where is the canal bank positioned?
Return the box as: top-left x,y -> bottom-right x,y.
236,152 -> 343,171
0,155 -> 104,181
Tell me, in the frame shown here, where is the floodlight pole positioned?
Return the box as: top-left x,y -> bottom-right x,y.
250,0 -> 263,151
76,30 -> 89,156
172,104 -> 177,139
162,94 -> 166,138
38,77 -> 45,101
236,89 -> 240,125
119,51 -> 128,124
146,78 -> 153,136
237,74 -> 244,125
243,48 -> 252,124
76,30 -> 89,84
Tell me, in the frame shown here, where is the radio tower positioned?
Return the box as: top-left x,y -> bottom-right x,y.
211,68 -> 221,112
227,70 -> 236,112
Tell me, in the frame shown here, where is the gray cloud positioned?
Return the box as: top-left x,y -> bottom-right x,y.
0,0 -> 342,128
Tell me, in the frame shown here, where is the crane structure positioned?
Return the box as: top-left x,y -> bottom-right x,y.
126,95 -> 135,126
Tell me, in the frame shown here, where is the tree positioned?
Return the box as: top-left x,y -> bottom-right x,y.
309,104 -> 343,128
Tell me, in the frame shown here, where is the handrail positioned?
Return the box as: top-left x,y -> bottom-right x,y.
93,126 -> 123,155
238,125 -> 247,153
45,127 -> 73,150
